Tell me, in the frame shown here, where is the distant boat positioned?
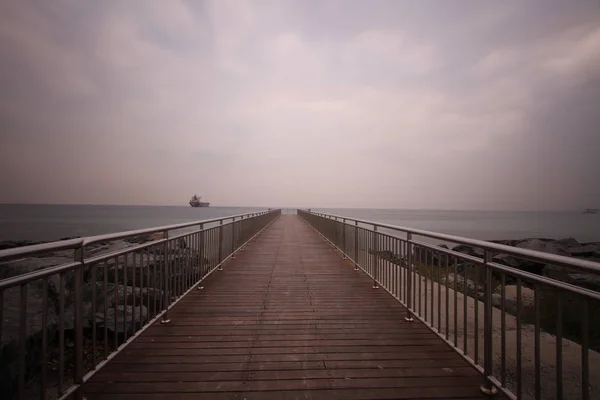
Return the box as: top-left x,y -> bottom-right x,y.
189,194 -> 210,207
584,209 -> 598,214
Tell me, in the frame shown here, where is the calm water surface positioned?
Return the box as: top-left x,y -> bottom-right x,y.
311,208 -> 600,243
0,204 -> 267,241
0,204 -> 599,243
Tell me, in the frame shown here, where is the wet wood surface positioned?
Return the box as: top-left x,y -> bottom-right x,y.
80,214 -> 501,399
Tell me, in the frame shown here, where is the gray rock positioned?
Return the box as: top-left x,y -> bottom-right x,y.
454,261 -> 485,273
0,240 -> 140,295
452,244 -> 485,258
492,285 -> 536,314
491,293 -> 503,308
492,253 -> 521,268
124,232 -> 166,244
582,241 -> 600,247
96,305 -> 148,335
0,285 -> 60,398
0,256 -> 72,280
443,273 -> 482,298
85,240 -> 133,258
95,252 -> 161,285
92,248 -> 208,287
1,285 -> 59,347
489,239 -> 521,246
542,264 -> 600,292
0,240 -> 48,251
175,238 -> 187,249
492,239 -> 571,275
81,282 -> 163,314
413,245 -> 450,266
369,249 -> 405,265
516,238 -> 570,255
556,237 -> 580,248
60,302 -> 93,330
569,244 -> 600,257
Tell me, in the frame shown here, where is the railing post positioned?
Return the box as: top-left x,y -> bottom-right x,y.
331,217 -> 337,250
218,220 -> 224,270
481,250 -> 498,396
231,217 -> 236,260
372,225 -> 379,289
240,215 -> 244,243
405,233 -> 414,322
161,230 -> 171,324
197,223 -> 204,290
354,221 -> 359,270
246,215 -> 252,248
18,283 -> 27,399
341,218 -> 346,259
73,246 -> 84,399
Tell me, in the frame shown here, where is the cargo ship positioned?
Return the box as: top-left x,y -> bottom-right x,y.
189,194 -> 210,207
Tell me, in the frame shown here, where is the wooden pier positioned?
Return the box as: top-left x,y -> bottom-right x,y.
80,215 -> 498,399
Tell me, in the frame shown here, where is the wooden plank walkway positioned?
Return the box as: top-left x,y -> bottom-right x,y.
81,215 -> 497,399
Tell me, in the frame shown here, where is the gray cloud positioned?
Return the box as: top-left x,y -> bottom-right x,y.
1,0 -> 599,210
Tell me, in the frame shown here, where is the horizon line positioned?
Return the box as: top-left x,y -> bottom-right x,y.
0,202 -> 586,213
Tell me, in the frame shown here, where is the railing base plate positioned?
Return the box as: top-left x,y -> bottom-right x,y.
480,385 -> 498,397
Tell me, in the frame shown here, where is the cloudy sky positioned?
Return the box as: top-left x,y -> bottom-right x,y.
0,1 -> 599,210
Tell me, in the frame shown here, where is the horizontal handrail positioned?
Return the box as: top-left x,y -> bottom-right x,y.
0,210 -> 271,263
302,210 -> 600,275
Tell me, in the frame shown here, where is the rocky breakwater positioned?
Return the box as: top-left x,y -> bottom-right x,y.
431,238 -> 600,351
450,237 -> 600,293
0,233 -> 210,398
371,238 -> 600,345
370,238 -> 600,291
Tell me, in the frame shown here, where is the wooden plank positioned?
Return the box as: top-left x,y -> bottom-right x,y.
120,345 -> 451,357
126,338 -> 444,348
91,357 -> 473,378
84,376 -> 481,393
90,361 -> 327,376
92,366 -> 479,382
79,215 -> 504,400
82,387 -> 485,399
124,339 -> 447,350
128,333 -> 438,345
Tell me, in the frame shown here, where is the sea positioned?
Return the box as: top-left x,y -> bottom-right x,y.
0,204 -> 599,244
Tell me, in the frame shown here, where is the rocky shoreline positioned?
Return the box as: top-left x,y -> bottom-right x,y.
374,236 -> 600,291
372,236 -> 600,354
0,233 -> 212,398
452,237 -> 600,291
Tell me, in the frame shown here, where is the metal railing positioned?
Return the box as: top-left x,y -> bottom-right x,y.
0,209 -> 281,400
298,209 -> 600,400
